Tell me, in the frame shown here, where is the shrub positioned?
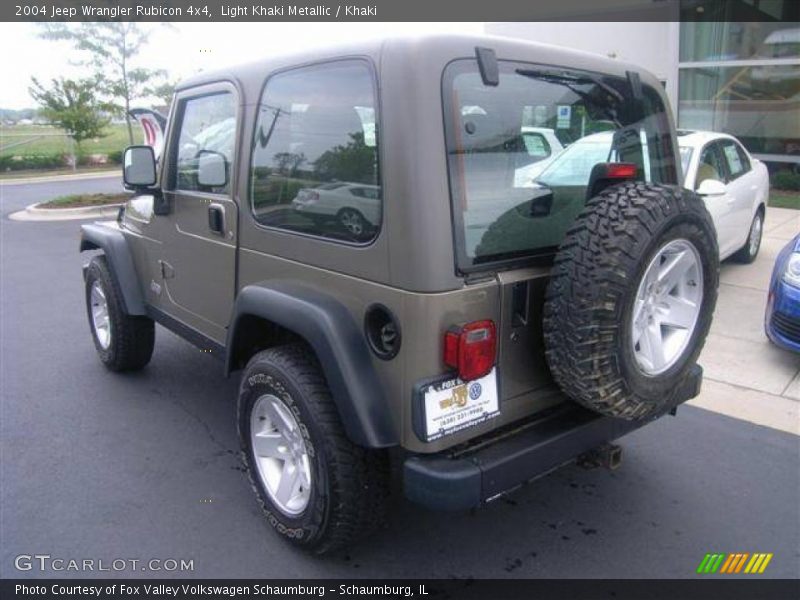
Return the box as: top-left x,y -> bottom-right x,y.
772,171 -> 800,191
107,150 -> 123,164
0,154 -> 67,171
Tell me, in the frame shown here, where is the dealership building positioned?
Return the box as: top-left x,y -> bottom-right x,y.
487,0 -> 799,171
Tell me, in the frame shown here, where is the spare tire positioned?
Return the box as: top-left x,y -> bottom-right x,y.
543,181 -> 719,420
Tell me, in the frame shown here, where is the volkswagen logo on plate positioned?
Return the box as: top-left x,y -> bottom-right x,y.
469,382 -> 482,400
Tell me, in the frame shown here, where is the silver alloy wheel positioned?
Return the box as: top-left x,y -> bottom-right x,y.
250,394 -> 312,516
749,213 -> 763,257
340,210 -> 364,236
631,239 -> 704,376
90,280 -> 111,350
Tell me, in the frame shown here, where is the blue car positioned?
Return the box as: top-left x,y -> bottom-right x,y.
766,233 -> 800,353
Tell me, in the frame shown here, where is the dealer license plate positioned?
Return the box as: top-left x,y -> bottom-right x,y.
421,368 -> 499,442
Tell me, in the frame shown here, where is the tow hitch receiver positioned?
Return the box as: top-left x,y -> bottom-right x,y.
578,443 -> 623,471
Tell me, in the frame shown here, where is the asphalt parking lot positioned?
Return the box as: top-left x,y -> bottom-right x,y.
1,176 -> 799,579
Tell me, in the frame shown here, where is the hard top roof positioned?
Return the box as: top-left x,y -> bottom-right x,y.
175,33 -> 654,93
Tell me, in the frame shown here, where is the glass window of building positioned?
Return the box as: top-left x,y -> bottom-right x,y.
678,2 -> 799,160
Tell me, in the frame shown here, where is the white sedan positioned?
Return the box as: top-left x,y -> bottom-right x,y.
523,129 -> 769,263
678,130 -> 769,263
291,182 -> 381,239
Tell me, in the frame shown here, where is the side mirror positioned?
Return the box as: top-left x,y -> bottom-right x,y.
197,151 -> 227,188
123,145 -> 157,188
696,179 -> 727,196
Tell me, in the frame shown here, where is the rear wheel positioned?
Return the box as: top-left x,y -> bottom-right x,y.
731,208 -> 764,264
85,256 -> 154,372
543,182 -> 719,420
238,344 -> 389,553
337,208 -> 369,240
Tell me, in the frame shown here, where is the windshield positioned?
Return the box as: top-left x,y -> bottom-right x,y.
443,59 -> 678,269
679,146 -> 693,179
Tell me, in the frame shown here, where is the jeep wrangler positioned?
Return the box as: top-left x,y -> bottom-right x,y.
80,35 -> 718,553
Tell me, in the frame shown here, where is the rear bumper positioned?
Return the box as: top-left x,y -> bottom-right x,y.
404,364 -> 703,510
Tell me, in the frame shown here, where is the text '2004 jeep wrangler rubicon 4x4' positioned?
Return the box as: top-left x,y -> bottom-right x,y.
80,35 -> 718,554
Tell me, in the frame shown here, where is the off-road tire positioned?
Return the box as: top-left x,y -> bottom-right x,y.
237,344 -> 389,554
730,207 -> 764,264
84,255 -> 155,372
543,181 -> 719,420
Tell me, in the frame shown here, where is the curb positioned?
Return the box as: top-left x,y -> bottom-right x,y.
9,201 -> 123,222
0,170 -> 120,185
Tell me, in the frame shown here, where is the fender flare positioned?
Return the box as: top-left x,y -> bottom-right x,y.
226,282 -> 397,449
79,223 -> 146,316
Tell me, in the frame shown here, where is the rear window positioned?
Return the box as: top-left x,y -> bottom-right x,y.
443,59 -> 678,270
250,60 -> 380,244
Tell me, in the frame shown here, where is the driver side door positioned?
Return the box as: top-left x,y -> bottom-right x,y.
694,142 -> 737,258
156,83 -> 239,345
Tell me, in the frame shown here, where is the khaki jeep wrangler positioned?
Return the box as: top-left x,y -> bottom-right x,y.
80,35 -> 718,553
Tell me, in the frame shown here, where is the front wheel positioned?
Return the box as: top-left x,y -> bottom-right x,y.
237,344 -> 389,554
731,209 -> 764,264
85,255 -> 154,372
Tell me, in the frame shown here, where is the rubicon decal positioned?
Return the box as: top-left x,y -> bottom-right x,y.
696,552 -> 774,574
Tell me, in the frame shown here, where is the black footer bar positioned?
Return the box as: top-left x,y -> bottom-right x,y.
3,579 -> 799,600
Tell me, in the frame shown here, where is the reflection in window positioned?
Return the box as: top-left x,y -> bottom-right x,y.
249,61 -> 381,243
678,65 -> 800,156
444,60 -> 677,267
175,93 -> 235,194
680,20 -> 799,62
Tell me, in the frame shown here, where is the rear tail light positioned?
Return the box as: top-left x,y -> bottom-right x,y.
444,320 -> 497,381
604,162 -> 638,179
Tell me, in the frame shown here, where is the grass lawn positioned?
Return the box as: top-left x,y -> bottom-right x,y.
0,123 -> 141,158
39,193 -> 129,209
769,190 -> 800,210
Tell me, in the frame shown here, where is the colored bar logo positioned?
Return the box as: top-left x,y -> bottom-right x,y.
697,552 -> 773,574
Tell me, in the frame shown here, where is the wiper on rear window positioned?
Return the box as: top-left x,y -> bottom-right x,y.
515,68 -> 624,128
516,68 -> 625,103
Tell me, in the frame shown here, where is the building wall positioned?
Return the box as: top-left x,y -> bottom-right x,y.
485,22 -> 679,108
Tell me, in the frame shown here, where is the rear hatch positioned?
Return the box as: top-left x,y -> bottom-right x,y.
442,56 -> 680,406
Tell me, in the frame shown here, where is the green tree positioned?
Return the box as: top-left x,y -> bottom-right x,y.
273,151 -> 307,177
313,132 -> 376,183
149,78 -> 179,110
28,77 -> 110,154
39,22 -> 168,144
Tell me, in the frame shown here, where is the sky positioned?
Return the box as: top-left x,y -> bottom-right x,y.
0,22 -> 483,110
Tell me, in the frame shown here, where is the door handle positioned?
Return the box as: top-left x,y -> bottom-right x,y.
208,203 -> 225,235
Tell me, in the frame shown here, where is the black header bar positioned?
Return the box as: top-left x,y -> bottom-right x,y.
5,0 -> 799,23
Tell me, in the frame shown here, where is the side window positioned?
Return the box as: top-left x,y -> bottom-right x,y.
696,143 -> 725,188
522,131 -> 551,160
735,142 -> 751,173
173,92 -> 236,195
720,140 -> 748,181
250,60 -> 380,243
